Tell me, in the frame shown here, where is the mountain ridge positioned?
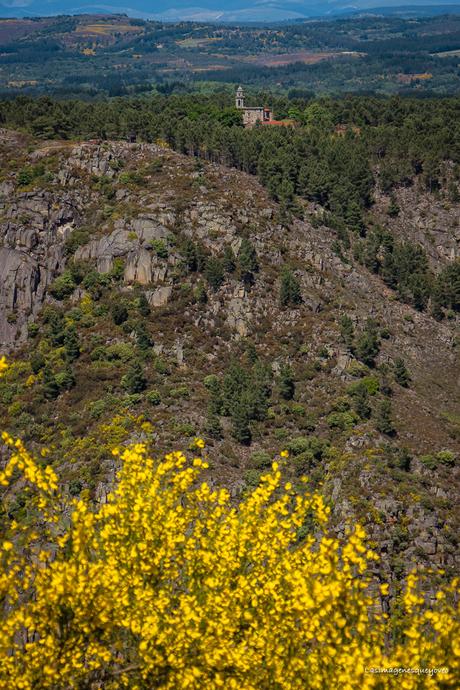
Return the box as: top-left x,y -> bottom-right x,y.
2,0 -> 460,21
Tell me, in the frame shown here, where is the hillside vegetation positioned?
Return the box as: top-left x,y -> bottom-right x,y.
0,90 -> 460,682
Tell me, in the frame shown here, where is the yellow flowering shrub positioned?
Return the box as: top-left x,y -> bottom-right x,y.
0,432 -> 459,689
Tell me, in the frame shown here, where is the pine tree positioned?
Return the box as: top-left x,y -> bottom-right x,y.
355,320 -> 380,367
223,245 -> 236,273
231,398 -> 252,445
123,362 -> 147,394
345,200 -> 365,236
238,238 -> 258,284
43,366 -> 59,400
206,375 -> 222,417
30,352 -> 46,375
205,257 -> 224,292
376,399 -> 395,436
138,293 -> 151,317
195,282 -> 208,304
221,364 -> 248,416
112,304 -> 128,325
182,239 -> 198,272
206,409 -> 222,439
195,243 -> 209,273
135,322 -> 152,353
59,366 -> 76,391
64,327 -> 80,362
280,267 -> 302,307
394,358 -> 410,387
279,363 -> 295,401
351,383 -> 371,419
248,361 -> 271,422
47,311 -> 66,347
339,315 -> 354,351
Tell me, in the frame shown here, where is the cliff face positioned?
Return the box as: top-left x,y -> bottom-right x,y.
0,130 -> 459,583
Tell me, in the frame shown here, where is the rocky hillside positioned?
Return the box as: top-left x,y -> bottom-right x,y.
0,128 -> 459,589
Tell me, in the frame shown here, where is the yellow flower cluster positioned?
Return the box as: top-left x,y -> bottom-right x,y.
0,356 -> 7,377
0,439 -> 458,689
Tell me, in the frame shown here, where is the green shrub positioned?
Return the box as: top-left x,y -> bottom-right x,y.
436,450 -> 456,467
249,450 -> 272,469
287,437 -> 311,456
173,423 -> 195,437
49,272 -> 76,300
243,469 -> 261,489
204,375 -> 220,390
65,228 -> 91,256
151,239 -> 169,259
170,386 -> 190,399
348,376 -> 379,396
327,411 -> 359,430
146,390 -> 161,406
330,396 -> 351,413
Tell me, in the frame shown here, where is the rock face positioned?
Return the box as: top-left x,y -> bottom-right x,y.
0,141 -> 175,348
1,131 -> 460,586
0,183 -> 84,347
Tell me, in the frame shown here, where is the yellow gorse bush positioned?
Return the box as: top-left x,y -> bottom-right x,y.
0,430 -> 459,689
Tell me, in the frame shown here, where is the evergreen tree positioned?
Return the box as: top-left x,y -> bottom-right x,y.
206,410 -> 222,440
47,311 -> 66,347
238,238 -> 258,284
248,361 -> 272,421
394,358 -> 410,387
64,327 -> 80,362
206,375 -> 222,417
30,352 -> 46,375
182,239 -> 198,272
138,293 -> 151,317
280,267 -> 302,307
223,245 -> 236,273
195,243 -> 209,273
345,200 -> 365,236
221,364 -> 248,416
135,322 -> 152,353
378,363 -> 394,397
355,320 -> 380,367
376,399 -> 395,436
112,304 -> 128,325
59,366 -> 76,391
231,398 -> 252,445
279,363 -> 295,401
351,383 -> 371,419
195,282 -> 208,304
339,315 -> 354,351
244,341 -> 258,365
205,257 -> 224,291
43,366 -> 59,401
123,362 -> 147,394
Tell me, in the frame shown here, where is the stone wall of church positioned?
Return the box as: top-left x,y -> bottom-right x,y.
243,108 -> 272,128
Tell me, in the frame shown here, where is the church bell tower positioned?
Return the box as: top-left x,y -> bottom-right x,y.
236,86 -> 244,110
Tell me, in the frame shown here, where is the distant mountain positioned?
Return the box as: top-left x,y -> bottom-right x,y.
1,0 -> 460,21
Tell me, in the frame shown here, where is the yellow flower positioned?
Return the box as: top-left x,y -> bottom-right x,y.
0,435 -> 458,690
0,356 -> 8,376
280,449 -> 289,458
